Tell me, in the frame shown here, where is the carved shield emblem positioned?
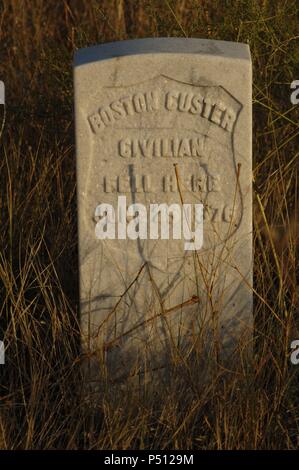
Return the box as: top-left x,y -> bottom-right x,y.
80,75 -> 243,349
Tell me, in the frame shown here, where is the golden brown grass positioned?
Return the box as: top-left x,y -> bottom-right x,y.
0,0 -> 298,449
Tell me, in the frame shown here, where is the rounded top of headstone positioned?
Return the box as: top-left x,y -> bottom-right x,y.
74,37 -> 251,67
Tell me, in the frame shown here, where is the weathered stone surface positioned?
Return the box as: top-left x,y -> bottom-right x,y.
74,38 -> 252,383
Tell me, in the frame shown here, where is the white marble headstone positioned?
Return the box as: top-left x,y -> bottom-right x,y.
74,38 -> 252,382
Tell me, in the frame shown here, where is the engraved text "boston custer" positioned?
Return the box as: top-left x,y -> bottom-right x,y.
88,90 -> 237,134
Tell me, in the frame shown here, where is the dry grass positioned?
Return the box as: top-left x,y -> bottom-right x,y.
0,0 -> 298,449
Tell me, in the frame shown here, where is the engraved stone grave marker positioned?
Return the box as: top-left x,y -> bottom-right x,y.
74,38 -> 252,383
